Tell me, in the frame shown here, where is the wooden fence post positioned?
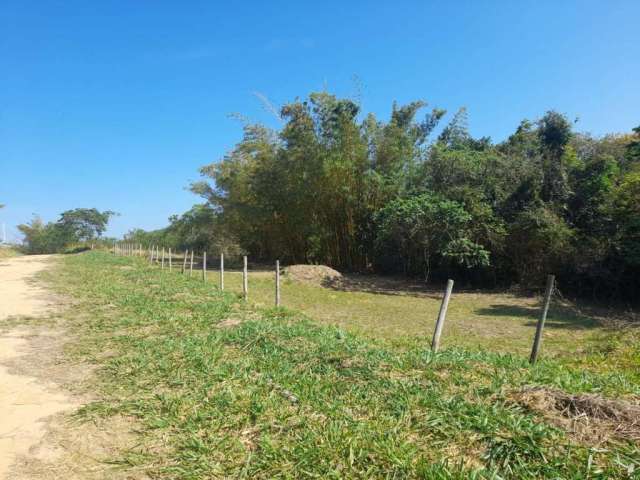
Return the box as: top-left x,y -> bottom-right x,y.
242,256 -> 248,301
275,260 -> 281,307
182,250 -> 188,274
168,248 -> 172,271
529,275 -> 555,365
161,247 -> 165,269
189,251 -> 194,277
219,253 -> 224,291
431,279 -> 454,353
202,251 -> 207,282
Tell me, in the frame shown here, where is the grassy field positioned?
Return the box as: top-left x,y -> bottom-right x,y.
185,264 -> 631,363
47,252 -> 639,478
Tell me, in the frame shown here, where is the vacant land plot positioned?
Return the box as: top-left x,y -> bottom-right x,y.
42,251 -> 638,478
187,265 -> 630,363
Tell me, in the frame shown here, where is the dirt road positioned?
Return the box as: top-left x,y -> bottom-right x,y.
0,255 -> 76,479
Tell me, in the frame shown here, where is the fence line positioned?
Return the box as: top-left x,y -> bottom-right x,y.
108,242 -> 557,364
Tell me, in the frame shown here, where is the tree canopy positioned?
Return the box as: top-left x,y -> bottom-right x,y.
18,208 -> 115,254
133,92 -> 639,303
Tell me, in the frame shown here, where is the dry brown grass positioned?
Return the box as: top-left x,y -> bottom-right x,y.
510,386 -> 640,446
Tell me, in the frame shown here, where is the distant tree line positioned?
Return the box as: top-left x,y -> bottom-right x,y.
127,92 -> 640,302
18,208 -> 115,253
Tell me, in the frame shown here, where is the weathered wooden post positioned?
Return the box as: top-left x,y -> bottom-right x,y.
168,248 -> 172,271
242,256 -> 248,301
189,251 -> 194,277
202,251 -> 207,282
182,250 -> 188,274
275,260 -> 281,307
431,279 -> 454,352
219,253 -> 224,291
530,275 -> 555,365
161,247 -> 165,269
149,245 -> 154,263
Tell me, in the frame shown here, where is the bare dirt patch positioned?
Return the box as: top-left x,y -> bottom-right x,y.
284,264 -> 342,286
0,255 -> 77,478
0,254 -> 147,479
510,386 -> 640,445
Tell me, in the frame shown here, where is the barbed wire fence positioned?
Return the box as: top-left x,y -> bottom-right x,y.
110,241 -> 558,366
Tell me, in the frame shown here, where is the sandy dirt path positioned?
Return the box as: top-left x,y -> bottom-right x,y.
0,255 -> 76,479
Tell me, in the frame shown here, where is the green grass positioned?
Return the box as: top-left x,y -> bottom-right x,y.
193,266 -> 626,362
47,252 -> 639,479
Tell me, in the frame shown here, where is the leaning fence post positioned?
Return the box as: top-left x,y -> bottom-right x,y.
219,253 -> 224,290
169,248 -> 172,271
431,279 -> 454,353
182,250 -> 188,274
243,256 -> 248,301
530,275 -> 555,365
202,251 -> 207,282
275,260 -> 281,307
189,251 -> 194,277
161,247 -> 165,269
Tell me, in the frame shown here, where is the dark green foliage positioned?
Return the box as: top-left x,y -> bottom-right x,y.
57,208 -> 115,241
18,208 -> 115,254
374,193 -> 489,280
130,91 -> 637,301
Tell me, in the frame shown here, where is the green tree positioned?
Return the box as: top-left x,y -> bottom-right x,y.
374,193 -> 489,281
57,208 -> 116,241
507,203 -> 574,286
538,111 -> 573,206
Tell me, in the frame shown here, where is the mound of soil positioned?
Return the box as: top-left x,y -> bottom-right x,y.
283,264 -> 342,287
510,386 -> 640,445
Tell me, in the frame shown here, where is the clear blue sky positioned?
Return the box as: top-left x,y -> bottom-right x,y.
2,0 -> 639,240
